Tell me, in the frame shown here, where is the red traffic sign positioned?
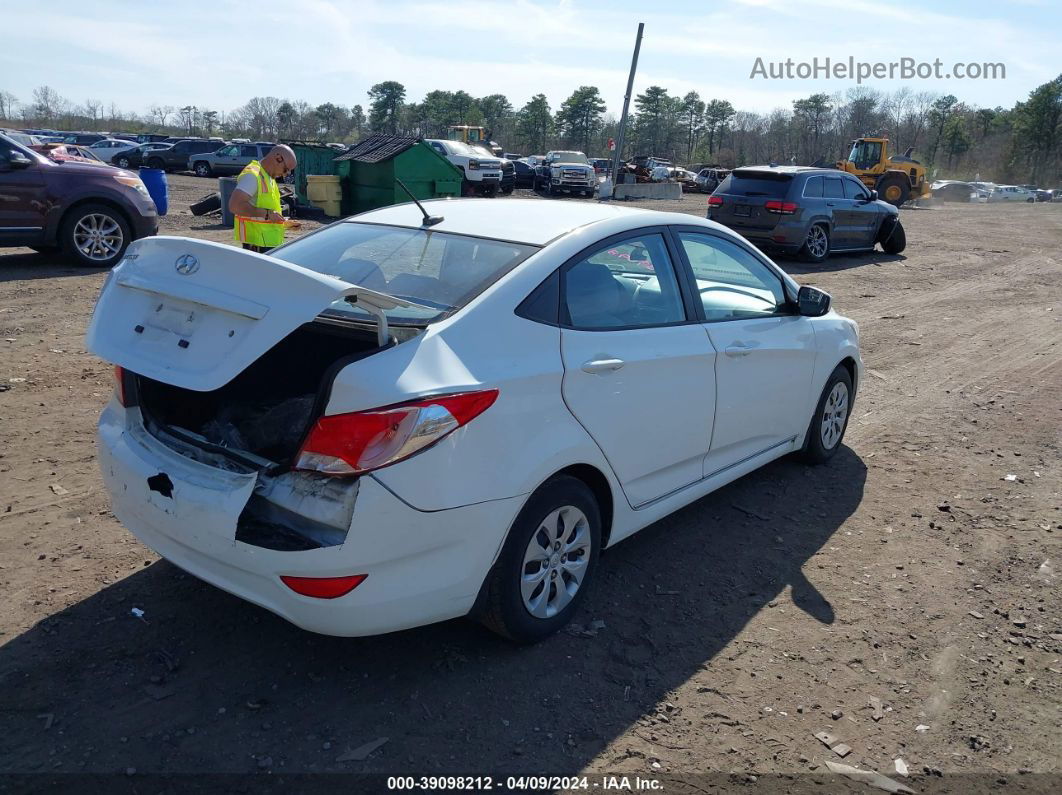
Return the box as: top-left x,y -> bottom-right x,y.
607,138 -> 616,151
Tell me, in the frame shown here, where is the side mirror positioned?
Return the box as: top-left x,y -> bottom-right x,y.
3,151 -> 34,171
869,190 -> 878,201
797,285 -> 831,317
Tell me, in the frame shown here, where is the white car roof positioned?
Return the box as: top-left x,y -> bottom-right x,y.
347,198 -> 706,246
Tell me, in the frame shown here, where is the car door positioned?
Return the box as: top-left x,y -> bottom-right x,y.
0,143 -> 48,245
671,229 -> 817,474
842,176 -> 881,246
212,144 -> 239,173
558,229 -> 717,507
822,175 -> 853,246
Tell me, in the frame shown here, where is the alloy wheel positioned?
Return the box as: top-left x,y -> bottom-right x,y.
806,225 -> 828,259
820,381 -> 849,450
73,213 -> 124,262
521,506 -> 592,619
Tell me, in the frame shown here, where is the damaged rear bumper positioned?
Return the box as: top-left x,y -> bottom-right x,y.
97,401 -> 524,637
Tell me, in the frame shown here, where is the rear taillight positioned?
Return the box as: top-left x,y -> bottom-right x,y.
765,200 -> 798,215
281,574 -> 367,599
707,195 -> 723,206
113,365 -> 128,406
295,389 -> 499,476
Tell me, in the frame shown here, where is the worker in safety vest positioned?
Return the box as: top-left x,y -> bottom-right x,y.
228,144 -> 297,253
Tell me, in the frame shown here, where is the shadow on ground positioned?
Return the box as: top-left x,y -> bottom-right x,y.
0,250 -> 109,283
0,448 -> 865,780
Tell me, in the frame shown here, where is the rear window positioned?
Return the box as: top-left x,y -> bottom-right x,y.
270,223 -> 538,325
824,177 -> 845,198
718,171 -> 792,198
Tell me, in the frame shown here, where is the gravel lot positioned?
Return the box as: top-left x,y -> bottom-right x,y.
1,174 -> 1059,792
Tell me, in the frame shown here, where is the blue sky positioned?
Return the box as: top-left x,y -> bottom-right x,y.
2,0 -> 1058,119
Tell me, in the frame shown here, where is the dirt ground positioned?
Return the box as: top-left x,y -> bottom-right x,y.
0,174 -> 1059,793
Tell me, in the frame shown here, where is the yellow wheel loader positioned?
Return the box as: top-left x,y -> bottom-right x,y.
837,137 -> 931,207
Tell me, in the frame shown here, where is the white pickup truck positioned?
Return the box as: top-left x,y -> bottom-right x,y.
536,151 -> 596,197
425,139 -> 503,197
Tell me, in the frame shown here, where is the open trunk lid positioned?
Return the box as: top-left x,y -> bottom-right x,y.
86,236 -> 414,392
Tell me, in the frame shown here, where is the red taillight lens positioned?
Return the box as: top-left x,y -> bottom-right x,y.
280,574 -> 367,599
295,389 -> 499,476
707,195 -> 723,206
765,200 -> 798,214
113,365 -> 127,406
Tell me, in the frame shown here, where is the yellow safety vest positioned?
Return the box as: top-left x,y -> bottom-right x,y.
233,160 -> 284,249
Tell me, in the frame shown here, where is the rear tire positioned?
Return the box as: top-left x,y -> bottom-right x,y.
147,157 -> 165,170
193,161 -> 212,178
881,220 -> 906,254
799,223 -> 830,263
116,156 -> 131,169
801,365 -> 853,464
59,203 -> 132,268
480,476 -> 601,644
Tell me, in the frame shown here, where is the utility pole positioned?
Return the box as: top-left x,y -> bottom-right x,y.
611,22 -> 643,185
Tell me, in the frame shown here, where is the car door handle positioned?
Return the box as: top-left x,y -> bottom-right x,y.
826,202 -> 837,206
581,358 -> 625,373
724,344 -> 752,358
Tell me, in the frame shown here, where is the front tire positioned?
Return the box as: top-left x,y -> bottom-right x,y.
60,203 -> 131,268
876,175 -> 910,207
480,476 -> 601,643
116,156 -> 131,169
799,223 -> 830,263
801,365 -> 853,464
881,220 -> 906,254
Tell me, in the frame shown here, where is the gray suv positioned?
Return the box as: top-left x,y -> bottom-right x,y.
708,166 -> 906,263
189,142 -> 276,177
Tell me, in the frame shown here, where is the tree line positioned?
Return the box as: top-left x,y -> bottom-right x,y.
2,75 -> 1059,183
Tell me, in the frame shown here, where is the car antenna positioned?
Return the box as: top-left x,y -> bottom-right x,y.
395,178 -> 443,227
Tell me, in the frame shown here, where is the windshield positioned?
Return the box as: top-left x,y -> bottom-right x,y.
551,152 -> 589,165
271,223 -> 538,325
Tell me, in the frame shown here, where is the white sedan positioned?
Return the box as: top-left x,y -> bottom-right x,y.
86,138 -> 138,162
87,199 -> 861,643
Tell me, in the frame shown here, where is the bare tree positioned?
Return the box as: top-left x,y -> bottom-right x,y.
149,104 -> 174,128
83,98 -> 102,129
0,91 -> 18,122
32,85 -> 64,122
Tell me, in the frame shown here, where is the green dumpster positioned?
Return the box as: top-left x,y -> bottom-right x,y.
283,140 -> 341,205
333,135 -> 462,216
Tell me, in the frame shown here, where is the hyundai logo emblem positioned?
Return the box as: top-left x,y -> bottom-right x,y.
175,254 -> 199,275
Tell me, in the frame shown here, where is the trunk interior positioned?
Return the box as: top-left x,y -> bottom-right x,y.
136,321 -> 383,466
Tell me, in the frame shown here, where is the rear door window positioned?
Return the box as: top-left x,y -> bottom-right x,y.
562,233 -> 687,329
824,177 -> 845,198
803,176 -> 824,197
240,145 -> 258,158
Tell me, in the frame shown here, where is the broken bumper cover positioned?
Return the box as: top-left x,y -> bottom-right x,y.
97,401 -> 525,637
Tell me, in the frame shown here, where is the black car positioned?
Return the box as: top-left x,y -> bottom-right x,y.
500,159 -> 515,194
109,142 -> 174,169
512,159 -> 536,188
62,132 -> 107,145
708,166 -> 906,263
143,139 -> 222,172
